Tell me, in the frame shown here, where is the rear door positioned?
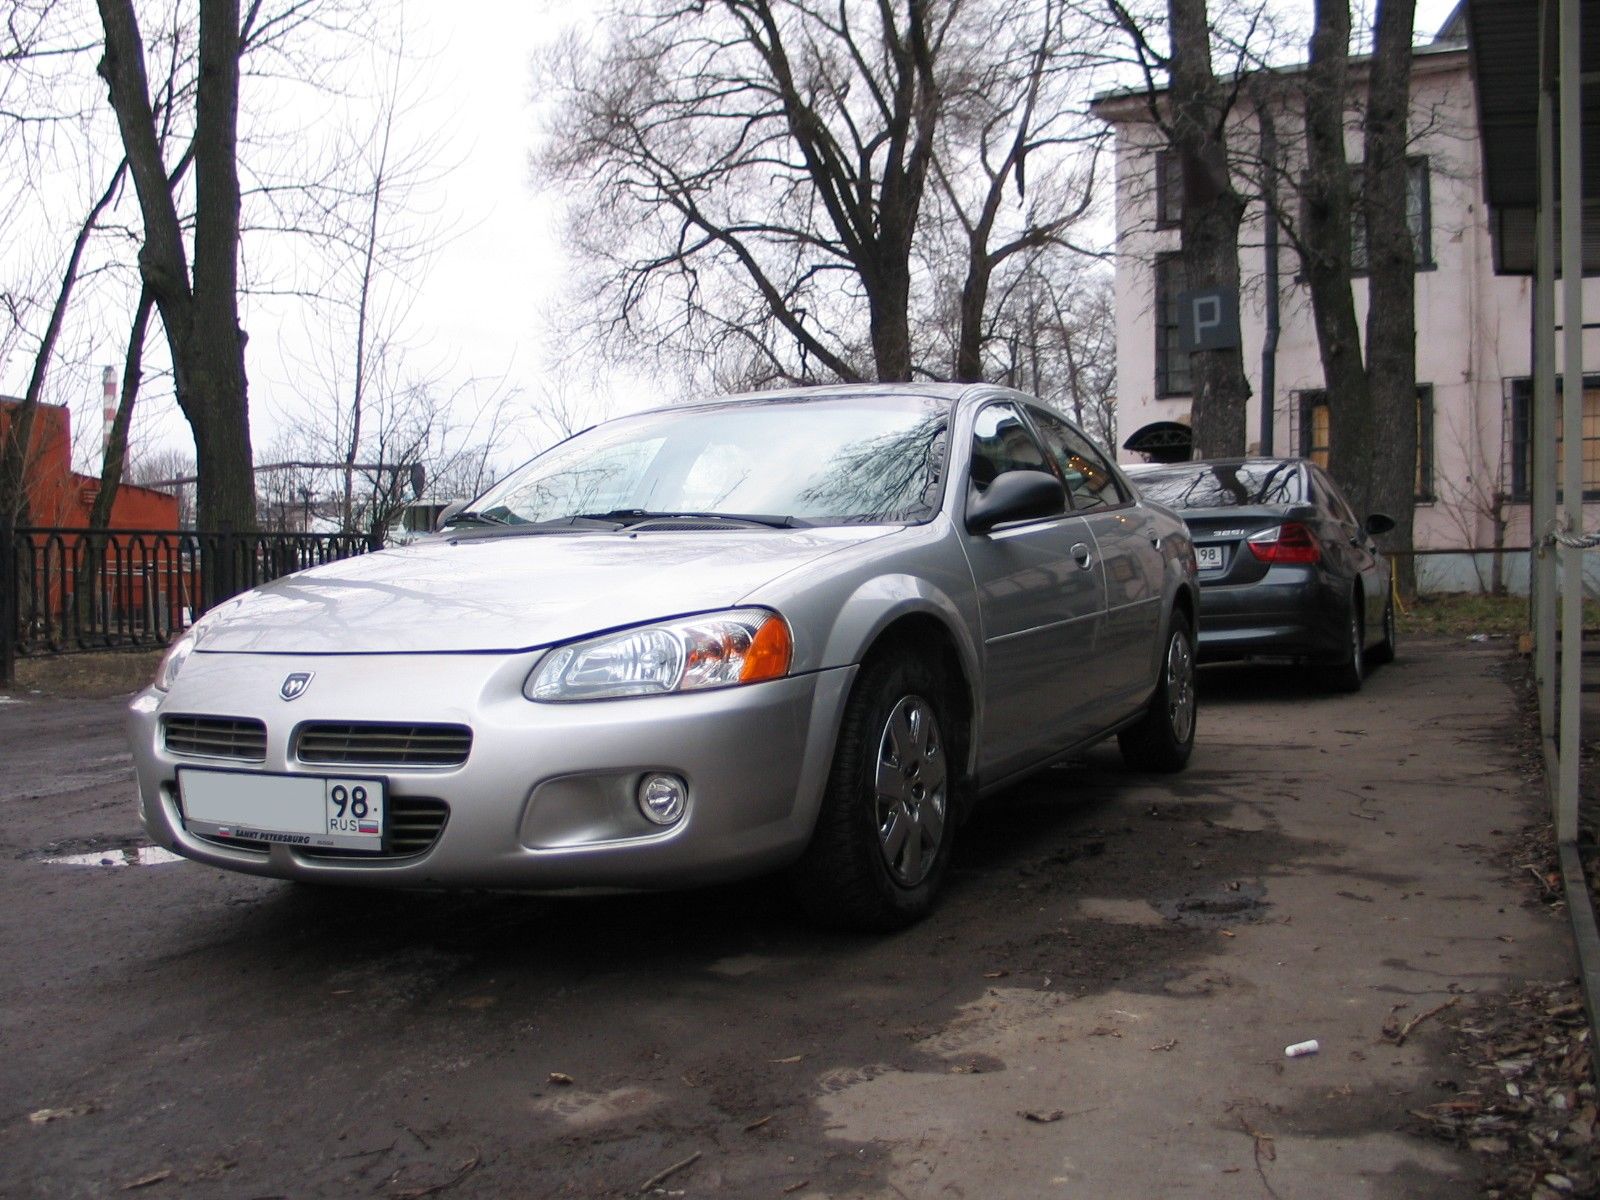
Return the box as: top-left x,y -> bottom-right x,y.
1026,407 -> 1163,714
1309,465 -> 1390,633
959,401 -> 1107,781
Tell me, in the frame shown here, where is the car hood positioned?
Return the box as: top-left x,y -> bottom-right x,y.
193,527 -> 895,655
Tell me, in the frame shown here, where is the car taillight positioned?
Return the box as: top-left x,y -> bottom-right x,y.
1247,522 -> 1321,565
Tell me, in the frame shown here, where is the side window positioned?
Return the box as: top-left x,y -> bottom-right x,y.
1312,467 -> 1357,527
969,403 -> 1050,493
1029,408 -> 1129,511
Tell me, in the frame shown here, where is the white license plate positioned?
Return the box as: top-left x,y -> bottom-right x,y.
1196,544 -> 1226,571
178,768 -> 386,852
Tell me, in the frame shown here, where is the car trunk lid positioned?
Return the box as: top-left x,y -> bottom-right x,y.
1181,504 -> 1318,585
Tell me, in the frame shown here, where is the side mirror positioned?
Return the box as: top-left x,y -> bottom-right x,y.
434,499 -> 469,531
966,469 -> 1067,535
1365,512 -> 1396,536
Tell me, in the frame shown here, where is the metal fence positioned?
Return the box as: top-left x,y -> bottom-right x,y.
1,526 -> 374,676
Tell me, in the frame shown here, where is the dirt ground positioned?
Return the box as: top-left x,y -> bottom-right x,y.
0,638 -> 1582,1198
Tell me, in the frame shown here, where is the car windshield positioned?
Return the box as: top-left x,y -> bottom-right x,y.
464,394 -> 951,529
1133,462 -> 1304,509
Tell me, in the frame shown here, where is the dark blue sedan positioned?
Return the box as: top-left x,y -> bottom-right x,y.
1127,457 -> 1395,692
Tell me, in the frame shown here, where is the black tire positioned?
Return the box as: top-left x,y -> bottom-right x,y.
1368,591 -> 1396,666
1319,594 -> 1365,693
790,652 -> 956,931
1118,616 -> 1197,773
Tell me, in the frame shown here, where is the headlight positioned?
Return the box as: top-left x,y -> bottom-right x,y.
153,627 -> 200,692
525,608 -> 793,702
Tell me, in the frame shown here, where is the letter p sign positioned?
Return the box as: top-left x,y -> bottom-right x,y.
1175,287 -> 1240,353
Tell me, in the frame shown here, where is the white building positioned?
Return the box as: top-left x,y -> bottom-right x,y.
1092,24 -> 1600,592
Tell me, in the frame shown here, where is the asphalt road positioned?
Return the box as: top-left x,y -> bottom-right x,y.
0,640 -> 1573,1198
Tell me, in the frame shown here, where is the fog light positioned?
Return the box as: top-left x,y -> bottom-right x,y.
637,774 -> 687,826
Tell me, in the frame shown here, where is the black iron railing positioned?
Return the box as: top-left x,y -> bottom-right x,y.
1,527 -> 374,675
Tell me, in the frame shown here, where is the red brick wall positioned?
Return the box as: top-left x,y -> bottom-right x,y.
1,399 -> 180,528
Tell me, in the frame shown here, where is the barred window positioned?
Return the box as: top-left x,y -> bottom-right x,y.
1154,253 -> 1192,398
1510,376 -> 1600,500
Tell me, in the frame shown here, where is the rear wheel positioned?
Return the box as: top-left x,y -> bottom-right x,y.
1369,592 -> 1397,666
1118,616 -> 1197,773
790,653 -> 956,931
1319,595 -> 1365,693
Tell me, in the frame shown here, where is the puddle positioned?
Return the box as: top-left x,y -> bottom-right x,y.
1152,881 -> 1269,929
40,846 -> 183,867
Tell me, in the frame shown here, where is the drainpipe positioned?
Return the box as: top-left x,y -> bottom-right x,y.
1260,109 -> 1279,456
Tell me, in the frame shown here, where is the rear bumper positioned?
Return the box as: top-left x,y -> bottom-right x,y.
1194,568 -> 1347,663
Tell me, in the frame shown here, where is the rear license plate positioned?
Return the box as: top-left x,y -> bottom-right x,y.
1196,544 -> 1226,571
178,768 -> 386,852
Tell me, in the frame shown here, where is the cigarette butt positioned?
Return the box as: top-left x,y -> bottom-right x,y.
1284,1039 -> 1320,1057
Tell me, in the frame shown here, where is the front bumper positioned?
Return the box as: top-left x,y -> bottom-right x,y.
127,649 -> 855,890
1194,568 -> 1347,663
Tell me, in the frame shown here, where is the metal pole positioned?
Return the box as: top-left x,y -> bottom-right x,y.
1534,38 -> 1558,744
1557,0 -> 1584,847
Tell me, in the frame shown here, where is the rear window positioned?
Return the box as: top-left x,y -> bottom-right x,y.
1132,463 -> 1304,509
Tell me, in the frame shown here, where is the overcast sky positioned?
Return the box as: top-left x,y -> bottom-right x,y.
4,0 -> 1468,478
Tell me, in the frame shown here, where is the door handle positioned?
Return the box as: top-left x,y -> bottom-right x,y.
1071,542 -> 1093,569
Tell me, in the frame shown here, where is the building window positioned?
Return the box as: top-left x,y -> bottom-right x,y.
1299,385 -> 1434,501
1299,390 -> 1331,468
1510,376 -> 1600,500
1416,385 -> 1435,501
1154,253 -> 1191,397
1351,157 -> 1433,272
1154,149 -> 1183,229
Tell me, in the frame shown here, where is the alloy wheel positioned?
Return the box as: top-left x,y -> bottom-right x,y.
874,695 -> 948,888
1165,630 -> 1196,745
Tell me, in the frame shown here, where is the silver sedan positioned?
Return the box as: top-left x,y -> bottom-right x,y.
128,384 -> 1198,928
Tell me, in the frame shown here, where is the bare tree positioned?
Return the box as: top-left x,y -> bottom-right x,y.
1360,0 -> 1418,583
1108,0 -> 1256,456
539,0 -> 1110,392
95,0 -> 255,539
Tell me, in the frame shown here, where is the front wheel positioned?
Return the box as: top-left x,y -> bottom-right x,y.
790,653 -> 956,931
1118,618 -> 1197,773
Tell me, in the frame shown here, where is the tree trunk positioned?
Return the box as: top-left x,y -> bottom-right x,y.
86,289 -> 155,533
868,256 -> 916,382
1300,0 -> 1373,514
97,0 -> 256,542
1165,0 -> 1251,457
1363,0 -> 1418,592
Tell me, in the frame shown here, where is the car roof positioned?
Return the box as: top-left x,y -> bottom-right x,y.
627,381 -> 1009,421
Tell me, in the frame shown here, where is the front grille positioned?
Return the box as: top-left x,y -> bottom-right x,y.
295,723 -> 472,768
164,715 -> 268,762
301,798 -> 451,860
193,797 -> 450,861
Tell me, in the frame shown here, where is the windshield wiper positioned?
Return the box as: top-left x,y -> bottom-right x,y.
570,509 -> 806,529
442,509 -> 513,527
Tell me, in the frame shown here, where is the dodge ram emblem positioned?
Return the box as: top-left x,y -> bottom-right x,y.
280,672 -> 314,701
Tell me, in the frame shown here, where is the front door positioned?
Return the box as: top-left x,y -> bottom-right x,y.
959,402 -> 1108,783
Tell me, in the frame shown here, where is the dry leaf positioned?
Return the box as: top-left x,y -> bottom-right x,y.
121,1170 -> 171,1191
